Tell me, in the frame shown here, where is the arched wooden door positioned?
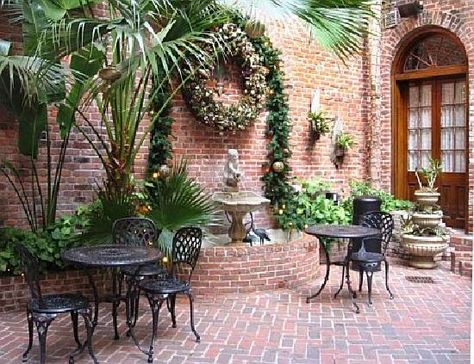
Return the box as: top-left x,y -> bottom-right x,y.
393,28 -> 468,229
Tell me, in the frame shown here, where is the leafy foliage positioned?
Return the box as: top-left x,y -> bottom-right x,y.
0,205 -> 94,274
342,180 -> 413,214
274,178 -> 351,231
145,159 -> 216,260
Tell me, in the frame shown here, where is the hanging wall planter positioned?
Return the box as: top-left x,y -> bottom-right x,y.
333,132 -> 355,168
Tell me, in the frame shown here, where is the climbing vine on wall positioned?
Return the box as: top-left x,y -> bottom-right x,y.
148,16 -> 293,210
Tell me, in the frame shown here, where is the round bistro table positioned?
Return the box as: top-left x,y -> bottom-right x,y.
63,245 -> 162,339
304,224 -> 380,313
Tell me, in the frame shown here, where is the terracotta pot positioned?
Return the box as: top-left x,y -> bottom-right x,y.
401,233 -> 448,269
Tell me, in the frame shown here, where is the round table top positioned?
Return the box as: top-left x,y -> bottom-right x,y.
62,245 -> 163,267
304,224 -> 380,239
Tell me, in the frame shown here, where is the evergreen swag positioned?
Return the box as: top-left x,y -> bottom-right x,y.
148,19 -> 293,209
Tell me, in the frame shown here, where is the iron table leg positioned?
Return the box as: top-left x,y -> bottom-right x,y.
306,238 -> 331,303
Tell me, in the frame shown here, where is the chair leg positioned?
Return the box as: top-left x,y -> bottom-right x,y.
22,309 -> 34,362
186,291 -> 200,342
34,314 -> 55,364
366,271 -> 373,306
169,294 -> 177,328
133,287 -> 141,328
384,260 -> 394,300
82,309 -> 98,364
70,311 -> 81,349
146,295 -> 164,363
333,264 -> 345,299
358,269 -> 364,292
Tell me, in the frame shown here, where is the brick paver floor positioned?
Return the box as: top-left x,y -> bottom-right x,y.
0,261 -> 470,363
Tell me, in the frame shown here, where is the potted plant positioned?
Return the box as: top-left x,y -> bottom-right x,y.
400,216 -> 448,269
414,158 -> 442,205
308,111 -> 331,142
334,132 -> 355,167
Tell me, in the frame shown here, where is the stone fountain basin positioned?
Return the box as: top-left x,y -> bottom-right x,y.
212,191 -> 270,213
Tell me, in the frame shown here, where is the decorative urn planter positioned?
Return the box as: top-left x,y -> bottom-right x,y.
401,233 -> 449,269
414,190 -> 440,206
411,212 -> 443,228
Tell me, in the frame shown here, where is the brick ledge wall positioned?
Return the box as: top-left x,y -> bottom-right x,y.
0,235 -> 320,312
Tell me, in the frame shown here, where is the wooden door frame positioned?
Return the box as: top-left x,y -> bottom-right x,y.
391,26 -> 469,232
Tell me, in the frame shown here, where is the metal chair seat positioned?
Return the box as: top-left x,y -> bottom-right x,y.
121,263 -> 167,278
351,251 -> 384,263
139,278 -> 189,295
30,294 -> 90,314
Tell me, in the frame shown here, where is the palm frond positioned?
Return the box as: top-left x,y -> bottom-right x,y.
221,0 -> 374,59
146,159 -> 216,231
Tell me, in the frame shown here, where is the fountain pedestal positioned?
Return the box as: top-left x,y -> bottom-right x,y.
212,191 -> 270,245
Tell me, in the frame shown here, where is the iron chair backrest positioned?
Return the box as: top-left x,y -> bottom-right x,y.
15,244 -> 42,300
359,211 -> 394,254
112,217 -> 160,247
171,227 -> 202,281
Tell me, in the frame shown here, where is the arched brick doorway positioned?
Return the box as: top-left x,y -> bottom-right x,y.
392,26 -> 468,229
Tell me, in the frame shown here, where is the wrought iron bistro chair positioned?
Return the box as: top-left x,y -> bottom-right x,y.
138,226 -> 202,363
112,217 -> 165,331
15,244 -> 97,364
349,211 -> 395,305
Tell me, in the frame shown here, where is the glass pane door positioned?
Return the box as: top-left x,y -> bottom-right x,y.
440,80 -> 466,172
407,83 -> 432,171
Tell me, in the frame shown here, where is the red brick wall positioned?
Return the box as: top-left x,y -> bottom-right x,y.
0,16 -> 370,229
373,0 -> 474,232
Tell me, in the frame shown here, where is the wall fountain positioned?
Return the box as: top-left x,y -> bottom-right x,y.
212,149 -> 270,245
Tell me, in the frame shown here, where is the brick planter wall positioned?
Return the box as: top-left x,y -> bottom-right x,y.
192,234 -> 319,295
0,236 -> 320,312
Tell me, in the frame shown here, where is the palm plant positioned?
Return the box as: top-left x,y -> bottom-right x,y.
0,0 -> 374,231
145,159 -> 216,259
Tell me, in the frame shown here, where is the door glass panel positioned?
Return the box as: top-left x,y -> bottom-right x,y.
407,84 -> 432,171
441,80 -> 466,173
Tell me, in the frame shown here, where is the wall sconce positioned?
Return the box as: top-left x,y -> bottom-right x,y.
397,1 -> 423,18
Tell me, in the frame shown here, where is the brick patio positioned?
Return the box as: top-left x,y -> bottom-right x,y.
0,261 -> 470,364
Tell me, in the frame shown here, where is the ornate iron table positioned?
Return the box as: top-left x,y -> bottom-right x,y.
63,245 -> 162,339
304,224 -> 380,313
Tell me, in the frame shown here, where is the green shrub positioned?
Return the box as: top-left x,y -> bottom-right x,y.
274,178 -> 351,231
0,202 -> 99,275
342,180 -> 412,214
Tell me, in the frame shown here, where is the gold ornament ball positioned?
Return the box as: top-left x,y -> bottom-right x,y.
272,161 -> 285,173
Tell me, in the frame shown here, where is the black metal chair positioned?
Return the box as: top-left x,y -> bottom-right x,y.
137,226 -> 202,363
15,244 -> 97,364
350,211 -> 394,305
112,217 -> 165,333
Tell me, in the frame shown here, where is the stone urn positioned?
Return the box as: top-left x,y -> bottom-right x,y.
414,190 -> 440,206
401,188 -> 447,268
411,211 -> 443,228
401,233 -> 448,269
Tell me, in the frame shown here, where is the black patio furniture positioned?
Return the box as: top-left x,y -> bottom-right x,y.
131,226 -> 202,363
112,217 -> 165,327
344,211 -> 395,305
304,224 -> 380,313
62,245 -> 162,341
16,244 -> 97,364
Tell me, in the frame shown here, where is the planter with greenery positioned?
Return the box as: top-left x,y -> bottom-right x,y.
334,132 -> 355,167
308,111 -> 331,142
401,158 -> 447,268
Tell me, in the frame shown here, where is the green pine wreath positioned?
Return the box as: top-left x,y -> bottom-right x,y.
182,23 -> 268,132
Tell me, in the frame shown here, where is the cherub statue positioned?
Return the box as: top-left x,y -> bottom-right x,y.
223,149 -> 242,191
